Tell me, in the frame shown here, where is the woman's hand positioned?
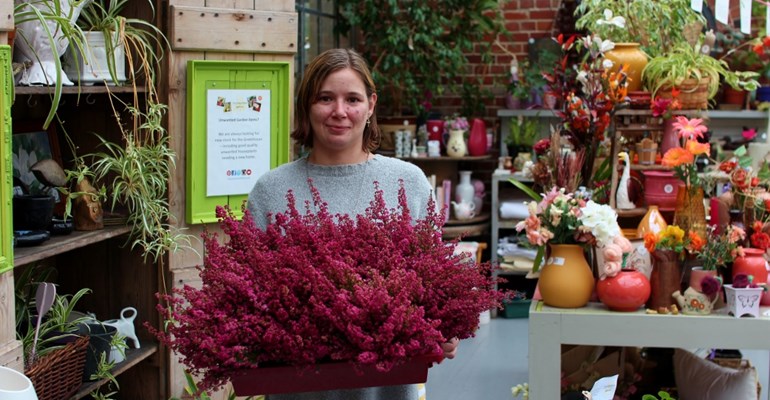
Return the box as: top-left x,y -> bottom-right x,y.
441,337 -> 459,360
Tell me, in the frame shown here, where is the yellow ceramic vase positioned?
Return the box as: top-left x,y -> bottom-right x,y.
538,244 -> 594,308
603,42 -> 648,92
637,205 -> 668,238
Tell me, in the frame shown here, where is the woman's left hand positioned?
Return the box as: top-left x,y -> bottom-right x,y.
441,337 -> 459,360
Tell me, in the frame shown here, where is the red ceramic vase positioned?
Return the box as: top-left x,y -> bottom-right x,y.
732,248 -> 768,284
467,118 -> 487,156
596,269 -> 651,312
426,120 -> 445,144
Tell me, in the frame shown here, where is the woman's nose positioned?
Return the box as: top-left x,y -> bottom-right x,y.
332,100 -> 346,117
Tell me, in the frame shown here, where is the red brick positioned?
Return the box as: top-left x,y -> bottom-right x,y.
530,10 -> 555,19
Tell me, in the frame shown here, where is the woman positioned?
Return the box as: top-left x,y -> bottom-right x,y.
247,48 -> 458,400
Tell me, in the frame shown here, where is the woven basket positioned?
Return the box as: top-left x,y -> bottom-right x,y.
657,77 -> 711,110
25,335 -> 89,400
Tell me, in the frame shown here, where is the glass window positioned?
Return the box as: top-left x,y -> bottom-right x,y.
295,1 -> 345,83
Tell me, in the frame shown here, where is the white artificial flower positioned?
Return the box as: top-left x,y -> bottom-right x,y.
596,9 -> 626,28
602,59 -> 615,69
579,201 -> 620,247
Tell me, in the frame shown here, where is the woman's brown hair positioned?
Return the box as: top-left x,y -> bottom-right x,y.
291,48 -> 380,151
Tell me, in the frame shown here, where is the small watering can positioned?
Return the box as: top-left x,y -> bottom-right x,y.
103,307 -> 140,349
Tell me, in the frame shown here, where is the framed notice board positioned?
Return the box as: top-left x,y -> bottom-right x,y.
186,60 -> 291,224
0,46 -> 12,272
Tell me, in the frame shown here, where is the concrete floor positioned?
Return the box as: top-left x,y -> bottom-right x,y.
426,317 -> 770,400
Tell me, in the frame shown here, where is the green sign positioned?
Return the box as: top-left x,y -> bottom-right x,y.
0,45 -> 12,272
186,60 -> 291,224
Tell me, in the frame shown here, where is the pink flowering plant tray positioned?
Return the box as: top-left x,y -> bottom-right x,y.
152,183 -> 504,392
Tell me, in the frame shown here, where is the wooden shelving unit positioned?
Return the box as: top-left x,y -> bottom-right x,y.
13,226 -> 131,267
71,343 -> 157,400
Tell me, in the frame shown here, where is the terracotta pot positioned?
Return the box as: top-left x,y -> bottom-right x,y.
538,244 -> 595,308
722,86 -> 747,107
637,205 -> 668,238
647,250 -> 683,310
596,269 -> 651,311
688,267 -> 718,292
603,43 -> 648,92
732,248 -> 768,284
642,171 -> 679,211
659,118 -> 680,156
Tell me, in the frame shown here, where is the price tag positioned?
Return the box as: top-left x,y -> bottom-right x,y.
548,257 -> 565,266
740,0 -> 752,34
715,0 -> 729,25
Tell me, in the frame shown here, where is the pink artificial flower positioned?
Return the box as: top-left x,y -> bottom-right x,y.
651,97 -> 672,117
601,261 -> 622,280
743,128 -> 757,141
613,235 -> 633,253
672,116 -> 708,140
602,243 -> 624,262
729,226 -> 746,244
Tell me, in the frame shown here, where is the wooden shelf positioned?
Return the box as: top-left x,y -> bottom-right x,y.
442,220 -> 490,239
496,109 -> 560,118
445,212 -> 490,226
630,164 -> 671,171
402,155 -> 493,162
15,85 -> 147,95
13,226 -> 131,267
615,108 -> 769,120
615,207 -> 648,218
71,343 -> 157,400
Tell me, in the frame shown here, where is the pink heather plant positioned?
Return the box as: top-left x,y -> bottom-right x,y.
151,182 -> 504,391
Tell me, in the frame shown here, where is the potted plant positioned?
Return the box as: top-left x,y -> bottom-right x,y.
13,0 -> 91,129
642,41 -> 759,109
335,0 -> 507,118
575,0 -> 705,58
65,0 -> 168,88
504,115 -> 539,161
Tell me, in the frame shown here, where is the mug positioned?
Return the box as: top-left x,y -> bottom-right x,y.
427,140 -> 441,157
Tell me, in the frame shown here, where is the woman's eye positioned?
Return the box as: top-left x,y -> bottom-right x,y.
317,96 -> 332,102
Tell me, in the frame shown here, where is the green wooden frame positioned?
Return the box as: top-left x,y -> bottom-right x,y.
0,45 -> 13,273
186,60 -> 291,224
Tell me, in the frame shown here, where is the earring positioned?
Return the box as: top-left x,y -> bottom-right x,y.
366,118 -> 371,126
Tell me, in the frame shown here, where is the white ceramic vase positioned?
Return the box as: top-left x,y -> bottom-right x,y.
455,170 -> 474,205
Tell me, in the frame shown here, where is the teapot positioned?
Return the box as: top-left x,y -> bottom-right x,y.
451,200 -> 476,221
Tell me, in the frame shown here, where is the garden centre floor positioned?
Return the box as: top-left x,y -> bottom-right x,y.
426,317 -> 770,400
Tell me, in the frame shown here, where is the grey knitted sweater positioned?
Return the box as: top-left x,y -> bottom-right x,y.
245,154 -> 432,400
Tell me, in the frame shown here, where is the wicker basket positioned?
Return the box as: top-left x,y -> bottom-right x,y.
657,77 -> 711,109
25,335 -> 89,400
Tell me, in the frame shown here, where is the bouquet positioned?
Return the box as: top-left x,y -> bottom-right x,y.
516,186 -> 622,272
152,184 -> 503,391
661,116 -> 710,190
446,114 -> 469,131
643,225 -> 689,254
686,225 -> 746,271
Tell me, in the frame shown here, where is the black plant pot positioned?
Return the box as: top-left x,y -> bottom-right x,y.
79,323 -> 117,381
13,195 -> 55,231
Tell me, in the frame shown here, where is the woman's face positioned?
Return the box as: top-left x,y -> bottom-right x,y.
310,68 -> 376,156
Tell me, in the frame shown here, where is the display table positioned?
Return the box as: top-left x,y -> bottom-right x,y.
528,301 -> 770,399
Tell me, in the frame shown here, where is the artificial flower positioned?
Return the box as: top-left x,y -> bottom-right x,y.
578,200 -> 620,247
743,127 -> 758,141
595,9 -> 626,28
671,116 -> 707,140
687,231 -> 705,252
661,147 -> 694,167
685,140 -> 710,156
690,225 -> 746,270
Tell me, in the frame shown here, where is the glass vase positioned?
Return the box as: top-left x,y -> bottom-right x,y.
673,184 -> 707,238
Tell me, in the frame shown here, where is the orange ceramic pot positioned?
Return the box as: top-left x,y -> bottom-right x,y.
603,43 -> 648,92
732,248 -> 768,284
538,244 -> 594,308
596,269 -> 651,312
637,205 -> 668,238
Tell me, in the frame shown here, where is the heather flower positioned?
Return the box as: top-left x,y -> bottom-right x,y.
152,183 -> 503,391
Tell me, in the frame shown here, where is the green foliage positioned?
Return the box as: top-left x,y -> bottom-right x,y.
90,98 -> 192,262
575,0 -> 705,58
505,116 -> 540,147
642,391 -> 676,400
642,42 -> 759,100
336,0 -> 508,116
13,0 -> 90,129
76,0 -> 168,89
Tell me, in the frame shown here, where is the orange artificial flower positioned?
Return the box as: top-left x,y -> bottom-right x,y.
644,232 -> 658,253
662,147 -> 695,167
685,140 -> 710,156
687,231 -> 705,252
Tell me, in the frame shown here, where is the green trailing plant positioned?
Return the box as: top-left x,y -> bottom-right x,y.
335,0 -> 507,117
75,0 -> 169,89
575,0 -> 705,58
14,267 -> 93,366
88,332 -> 126,400
642,41 -> 759,100
90,97 -> 191,262
13,0 -> 90,128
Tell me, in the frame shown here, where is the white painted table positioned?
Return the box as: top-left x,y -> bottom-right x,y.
528,301 -> 770,399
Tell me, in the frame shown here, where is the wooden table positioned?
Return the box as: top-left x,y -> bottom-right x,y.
528,301 -> 770,399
